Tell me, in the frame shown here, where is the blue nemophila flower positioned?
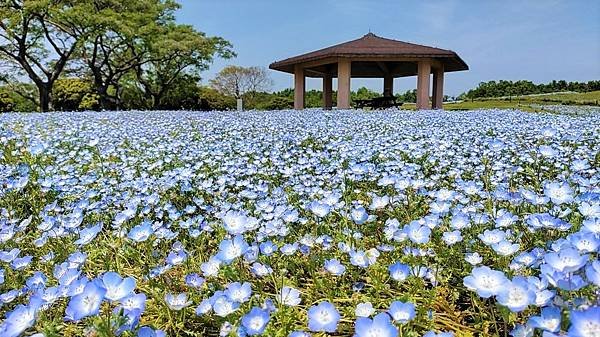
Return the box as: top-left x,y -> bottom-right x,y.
526,277 -> 555,307
388,262 -> 410,282
164,293 -> 191,310
355,302 -> 375,317
166,249 -> 187,266
406,222 -> 431,244
101,271 -> 136,302
185,273 -> 205,289
324,259 -> 346,276
568,232 -> 600,253
216,235 -> 249,264
369,195 -> 390,210
280,242 -> 299,255
250,262 -> 273,277
241,307 -> 270,335
578,201 -> 600,218
349,250 -> 376,268
222,210 -> 257,235
528,306 -> 561,333
568,306 -> 600,337
1,289 -> 21,304
74,222 -> 102,246
277,286 -> 301,306
0,248 -> 20,262
585,260 -> 600,286
57,266 -> 81,286
544,182 -> 574,205
137,327 -> 167,337
114,308 -> 142,334
289,331 -> 311,337
307,301 -> 340,332
450,213 -> 471,230
496,276 -> 536,312
465,252 -> 483,265
582,217 -> 600,234
463,266 -> 509,298
354,312 -> 398,337
350,206 -> 369,224
65,280 -> 107,321
1,298 -> 42,337
119,293 -> 147,313
495,211 -> 518,228
478,229 -> 506,245
201,257 -> 221,277
25,271 -> 47,290
538,145 -> 557,158
213,293 -> 240,317
509,324 -> 534,337
127,221 -> 154,242
442,230 -> 463,245
388,301 -> 415,323
492,240 -> 520,256
259,241 -> 278,256
541,263 -> 588,291
196,298 -> 213,316
244,244 -> 259,262
225,282 -> 252,303
10,255 -> 33,270
308,201 -> 331,218
544,248 -> 588,273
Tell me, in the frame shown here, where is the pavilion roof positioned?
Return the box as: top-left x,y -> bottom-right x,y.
269,33 -> 469,75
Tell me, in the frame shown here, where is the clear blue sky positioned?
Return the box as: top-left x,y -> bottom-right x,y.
177,0 -> 600,96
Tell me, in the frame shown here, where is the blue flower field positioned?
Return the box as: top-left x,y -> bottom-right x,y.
0,109 -> 599,337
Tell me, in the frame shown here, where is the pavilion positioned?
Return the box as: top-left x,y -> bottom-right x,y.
269,33 -> 468,110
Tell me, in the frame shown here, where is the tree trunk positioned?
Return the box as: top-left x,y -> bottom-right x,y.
38,84 -> 52,112
96,85 -> 119,110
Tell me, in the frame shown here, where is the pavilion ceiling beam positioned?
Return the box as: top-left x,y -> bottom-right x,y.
305,69 -> 326,77
376,62 -> 389,75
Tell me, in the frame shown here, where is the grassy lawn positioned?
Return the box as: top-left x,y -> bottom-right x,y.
440,90 -> 600,112
394,90 -> 600,111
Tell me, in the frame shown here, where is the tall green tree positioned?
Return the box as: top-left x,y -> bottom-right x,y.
0,0 -> 89,111
135,24 -> 234,109
73,0 -> 180,109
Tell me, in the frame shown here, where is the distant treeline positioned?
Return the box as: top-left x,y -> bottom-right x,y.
0,80 -> 422,112
458,80 -> 600,100
2,78 -> 599,112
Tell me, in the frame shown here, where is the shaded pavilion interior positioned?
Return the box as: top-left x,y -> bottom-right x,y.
269,33 -> 468,110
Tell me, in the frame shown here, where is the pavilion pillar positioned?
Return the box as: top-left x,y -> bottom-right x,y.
323,73 -> 333,110
384,76 -> 394,96
416,60 -> 431,110
337,59 -> 351,109
432,66 -> 444,109
294,64 -> 305,110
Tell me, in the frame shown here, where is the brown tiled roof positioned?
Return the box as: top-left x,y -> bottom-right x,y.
269,33 -> 468,75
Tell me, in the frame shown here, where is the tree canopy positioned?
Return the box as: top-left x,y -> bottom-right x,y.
0,0 -> 234,111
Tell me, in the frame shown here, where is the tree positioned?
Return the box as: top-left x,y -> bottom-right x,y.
52,78 -> 99,111
198,86 -> 236,111
72,0 -> 180,110
135,24 -> 234,109
0,0 -> 89,111
210,65 -> 273,100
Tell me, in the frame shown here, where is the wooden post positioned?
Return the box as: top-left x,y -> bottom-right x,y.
416,60 -> 431,110
323,73 -> 333,110
432,66 -> 444,109
294,64 -> 305,110
337,59 -> 351,109
384,75 -> 394,96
